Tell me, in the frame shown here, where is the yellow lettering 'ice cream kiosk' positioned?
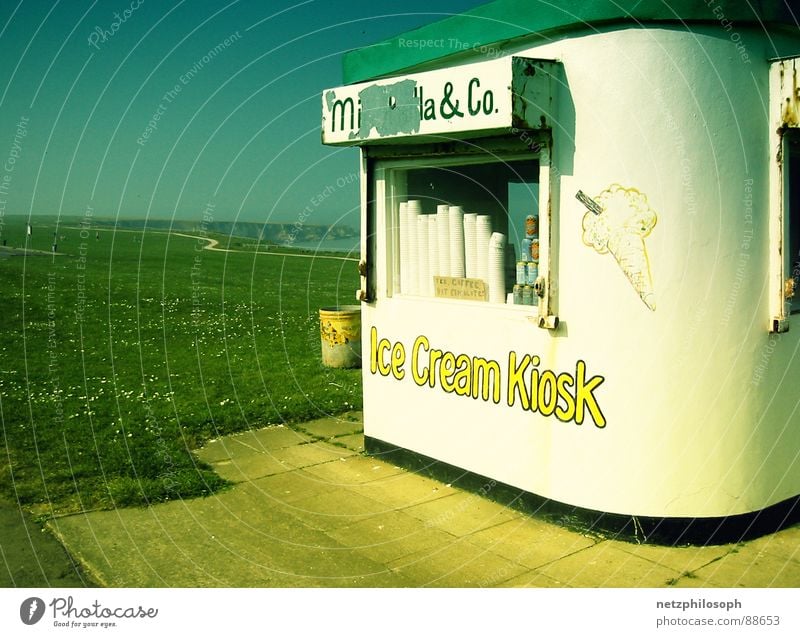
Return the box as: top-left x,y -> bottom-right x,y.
321,0 -> 800,540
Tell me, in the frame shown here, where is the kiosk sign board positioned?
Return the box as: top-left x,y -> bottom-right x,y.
322,57 -> 558,145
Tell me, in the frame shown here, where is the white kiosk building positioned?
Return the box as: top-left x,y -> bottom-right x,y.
321,0 -> 800,540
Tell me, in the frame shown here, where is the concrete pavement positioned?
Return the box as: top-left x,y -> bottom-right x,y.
47,412 -> 800,587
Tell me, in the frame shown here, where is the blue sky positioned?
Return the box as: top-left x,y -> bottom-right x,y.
0,0 -> 487,230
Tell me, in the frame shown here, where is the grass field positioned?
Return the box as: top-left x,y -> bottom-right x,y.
0,215 -> 362,516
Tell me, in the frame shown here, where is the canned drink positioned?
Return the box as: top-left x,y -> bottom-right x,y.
522,285 -> 534,306
513,284 -> 523,305
516,261 -> 527,285
525,214 -> 538,237
530,239 -> 540,261
526,260 -> 538,285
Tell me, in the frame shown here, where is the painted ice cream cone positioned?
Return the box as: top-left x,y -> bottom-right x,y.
578,184 -> 658,310
607,229 -> 656,310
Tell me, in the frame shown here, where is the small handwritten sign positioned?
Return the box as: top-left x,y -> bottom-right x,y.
434,276 -> 488,301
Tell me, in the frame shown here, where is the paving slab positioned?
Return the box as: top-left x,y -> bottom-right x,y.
197,439 -> 354,483
48,482 -> 409,587
301,454 -> 405,485
328,510 -> 457,564
666,573 -> 717,588
743,524 -> 800,565
281,489 -> 392,532
609,538 -> 734,577
249,468 -> 343,505
274,441 -> 356,467
354,471 -> 458,509
246,424 -> 313,448
199,425 -> 312,462
401,491 -> 521,537
535,542 -> 682,587
295,412 -> 363,439
387,537 -> 529,587
497,570 -> 574,587
465,517 -> 597,572
689,544 -> 800,587
333,433 -> 364,452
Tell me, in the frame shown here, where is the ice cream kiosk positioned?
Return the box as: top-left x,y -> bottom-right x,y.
321,0 -> 800,540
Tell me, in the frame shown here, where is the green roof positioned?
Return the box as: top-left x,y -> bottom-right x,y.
343,0 -> 798,84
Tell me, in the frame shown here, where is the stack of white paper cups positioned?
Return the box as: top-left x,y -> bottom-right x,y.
406,200 -> 421,295
476,215 -> 492,284
448,205 -> 465,277
463,213 -> 478,279
427,216 -> 438,293
488,232 -> 506,304
417,214 -> 430,296
398,202 -> 408,294
436,204 -> 450,277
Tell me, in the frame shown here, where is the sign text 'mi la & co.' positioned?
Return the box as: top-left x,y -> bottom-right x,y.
322,57 -> 518,144
369,327 -> 607,428
322,57 -> 559,145
328,76 -> 499,131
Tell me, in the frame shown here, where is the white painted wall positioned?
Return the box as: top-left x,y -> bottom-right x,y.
361,25 -> 800,517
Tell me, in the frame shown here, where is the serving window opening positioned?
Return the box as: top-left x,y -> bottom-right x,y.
379,155 -> 542,307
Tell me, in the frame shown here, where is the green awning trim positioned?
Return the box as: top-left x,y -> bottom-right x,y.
343,0 -> 798,84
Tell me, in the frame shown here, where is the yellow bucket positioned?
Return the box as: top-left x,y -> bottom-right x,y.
319,306 -> 362,368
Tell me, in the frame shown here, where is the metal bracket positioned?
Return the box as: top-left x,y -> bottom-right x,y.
532,276 -> 558,329
772,316 -> 790,333
538,314 -> 560,330
533,275 -> 546,298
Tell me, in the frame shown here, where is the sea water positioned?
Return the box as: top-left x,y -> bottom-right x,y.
286,236 -> 359,254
